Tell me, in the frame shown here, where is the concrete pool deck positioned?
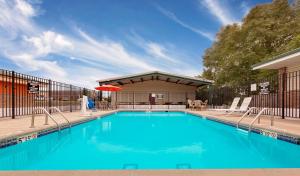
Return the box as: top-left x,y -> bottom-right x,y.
0,110 -> 117,141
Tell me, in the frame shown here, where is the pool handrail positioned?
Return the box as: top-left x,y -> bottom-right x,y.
249,108 -> 274,132
48,107 -> 71,128
31,107 -> 61,130
237,107 -> 259,128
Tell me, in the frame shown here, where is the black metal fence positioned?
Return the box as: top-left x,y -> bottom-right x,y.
0,69 -> 96,119
198,69 -> 300,119
3,68 -> 300,119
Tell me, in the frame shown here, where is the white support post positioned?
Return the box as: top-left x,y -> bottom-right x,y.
80,95 -> 92,116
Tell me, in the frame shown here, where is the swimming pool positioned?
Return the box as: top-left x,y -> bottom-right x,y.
0,111 -> 300,170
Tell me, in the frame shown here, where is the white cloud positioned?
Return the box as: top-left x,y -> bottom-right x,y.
200,0 -> 237,26
73,28 -> 157,71
24,31 -> 73,56
146,42 -> 174,62
0,0 -> 161,87
4,52 -> 66,77
0,0 -> 202,88
127,32 -> 202,76
156,5 -> 214,41
0,0 -> 66,78
63,66 -> 118,88
15,0 -> 36,17
127,32 -> 177,63
0,0 -> 38,38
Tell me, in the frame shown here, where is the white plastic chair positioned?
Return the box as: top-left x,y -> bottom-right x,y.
211,97 -> 240,112
227,97 -> 252,115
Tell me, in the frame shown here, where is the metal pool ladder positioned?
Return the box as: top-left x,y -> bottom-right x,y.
248,108 -> 274,132
237,107 -> 274,132
48,107 -> 71,128
237,107 -> 259,129
30,107 -> 71,131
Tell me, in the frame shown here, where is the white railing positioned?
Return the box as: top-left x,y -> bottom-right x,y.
30,107 -> 71,130
249,108 -> 274,132
48,107 -> 71,128
236,107 -> 259,129
31,107 -> 61,130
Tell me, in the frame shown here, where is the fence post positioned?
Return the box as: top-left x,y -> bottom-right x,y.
70,85 -> 72,112
11,71 -> 15,119
48,79 -> 52,113
185,92 -> 188,108
208,85 -> 213,108
133,91 -> 135,109
281,71 -> 286,119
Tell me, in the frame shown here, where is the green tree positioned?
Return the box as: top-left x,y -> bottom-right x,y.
202,0 -> 300,87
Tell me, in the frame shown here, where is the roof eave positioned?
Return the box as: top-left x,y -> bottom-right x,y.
252,47 -> 300,70
96,71 -> 213,85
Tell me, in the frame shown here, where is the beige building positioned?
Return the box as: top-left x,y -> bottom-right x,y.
97,71 -> 212,109
253,48 -> 300,118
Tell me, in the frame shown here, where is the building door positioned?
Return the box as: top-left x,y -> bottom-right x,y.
149,93 -> 156,105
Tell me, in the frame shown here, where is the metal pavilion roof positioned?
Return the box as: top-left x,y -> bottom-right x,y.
97,71 -> 212,87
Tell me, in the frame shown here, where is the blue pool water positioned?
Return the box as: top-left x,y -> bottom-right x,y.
1,111 -> 300,170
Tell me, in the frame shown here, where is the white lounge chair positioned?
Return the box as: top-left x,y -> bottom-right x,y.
211,97 -> 240,112
194,100 -> 202,110
200,100 -> 208,110
226,97 -> 252,115
187,99 -> 195,110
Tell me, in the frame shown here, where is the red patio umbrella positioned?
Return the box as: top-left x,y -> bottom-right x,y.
95,85 -> 122,91
95,85 -> 122,109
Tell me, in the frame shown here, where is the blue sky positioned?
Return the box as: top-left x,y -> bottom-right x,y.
0,0 -> 271,88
